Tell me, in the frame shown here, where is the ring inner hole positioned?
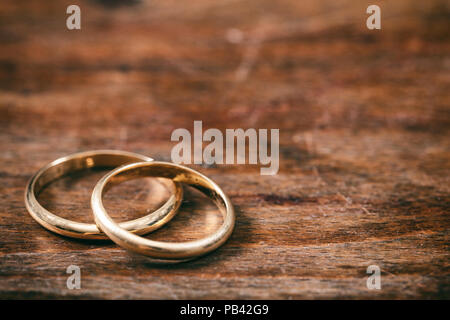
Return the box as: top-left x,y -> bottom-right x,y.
37,167 -> 170,223
104,177 -> 224,242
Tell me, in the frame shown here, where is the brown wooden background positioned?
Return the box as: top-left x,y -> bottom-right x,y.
0,0 -> 449,299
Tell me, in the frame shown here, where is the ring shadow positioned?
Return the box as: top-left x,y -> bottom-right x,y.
128,203 -> 247,270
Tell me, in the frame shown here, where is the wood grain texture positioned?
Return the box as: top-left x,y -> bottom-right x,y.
0,0 -> 449,299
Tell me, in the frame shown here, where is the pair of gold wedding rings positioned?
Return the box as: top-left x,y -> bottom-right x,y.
25,150 -> 235,261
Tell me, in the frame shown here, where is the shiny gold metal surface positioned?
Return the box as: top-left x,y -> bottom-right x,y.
91,161 -> 235,260
25,150 -> 183,240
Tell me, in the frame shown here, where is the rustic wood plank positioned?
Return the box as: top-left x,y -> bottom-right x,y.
0,0 -> 449,299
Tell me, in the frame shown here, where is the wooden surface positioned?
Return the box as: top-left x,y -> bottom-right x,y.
0,0 -> 449,299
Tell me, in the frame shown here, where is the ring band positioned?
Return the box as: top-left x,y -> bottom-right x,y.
91,161 -> 235,260
25,150 -> 183,240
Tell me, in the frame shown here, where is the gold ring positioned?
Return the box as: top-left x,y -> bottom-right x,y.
91,161 -> 235,260
25,150 -> 183,240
